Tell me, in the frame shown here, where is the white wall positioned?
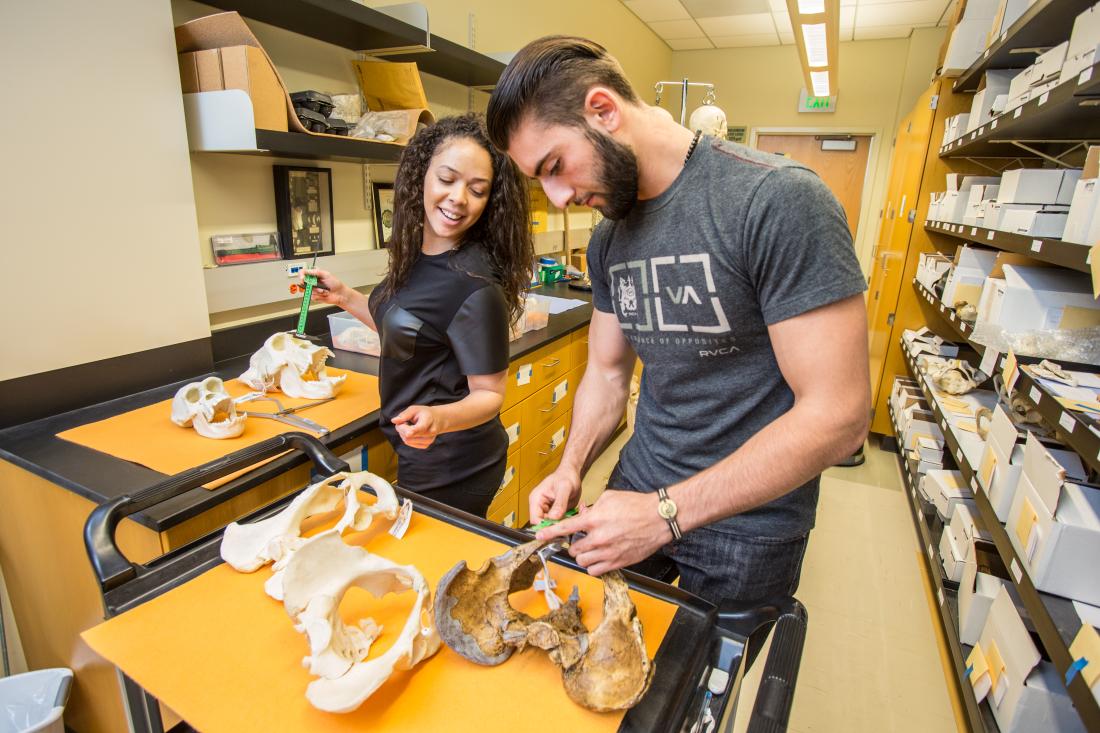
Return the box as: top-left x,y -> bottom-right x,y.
2,0 -> 210,381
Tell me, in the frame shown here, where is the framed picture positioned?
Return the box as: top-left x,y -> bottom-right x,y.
273,165 -> 335,259
210,232 -> 282,266
371,182 -> 395,248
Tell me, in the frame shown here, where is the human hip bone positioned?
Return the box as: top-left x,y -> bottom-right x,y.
435,539 -> 653,711
280,530 -> 441,712
688,103 -> 727,138
220,471 -> 399,575
239,332 -> 346,399
169,376 -> 246,439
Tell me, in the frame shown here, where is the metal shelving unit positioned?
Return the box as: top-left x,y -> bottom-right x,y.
924,219 -> 1091,273
952,0 -> 1099,93
887,398 -> 999,733
244,129 -> 403,163
896,340 -> 1100,730
940,61 -> 1100,162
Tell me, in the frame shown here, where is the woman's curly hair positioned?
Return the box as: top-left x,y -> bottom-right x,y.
377,113 -> 533,323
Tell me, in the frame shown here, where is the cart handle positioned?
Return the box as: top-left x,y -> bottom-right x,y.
83,432 -> 349,592
721,596 -> 807,733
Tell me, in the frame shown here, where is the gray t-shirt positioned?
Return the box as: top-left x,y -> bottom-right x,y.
587,138 -> 867,540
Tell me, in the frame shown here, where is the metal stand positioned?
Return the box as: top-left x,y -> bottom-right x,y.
655,78 -> 717,126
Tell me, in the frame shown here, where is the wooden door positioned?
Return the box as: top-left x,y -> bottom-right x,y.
756,134 -> 872,239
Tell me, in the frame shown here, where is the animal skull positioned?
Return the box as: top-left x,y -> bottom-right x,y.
169,376 -> 246,439
239,332 -> 346,399
435,539 -> 653,712
220,471 -> 399,579
280,530 -> 441,712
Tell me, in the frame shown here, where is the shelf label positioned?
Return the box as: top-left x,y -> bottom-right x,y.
1059,411 -> 1076,434
980,348 -> 1000,376
991,119 -> 998,129
1029,386 -> 1041,404
983,49 -> 990,58
950,312 -> 956,321
939,303 -> 945,312
1000,31 -> 1006,42
937,588 -> 944,606
1010,557 -> 1023,584
1081,67 -> 1094,85
970,132 -> 976,140
979,126 -> 985,135
1031,239 -> 1042,252
1038,91 -> 1050,106
971,227 -> 978,235
1014,107 -> 1023,119
988,230 -> 996,240
971,476 -> 979,492
927,543 -> 934,560
516,363 -> 533,386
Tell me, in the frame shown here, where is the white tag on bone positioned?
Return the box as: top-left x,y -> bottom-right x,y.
388,499 -> 413,539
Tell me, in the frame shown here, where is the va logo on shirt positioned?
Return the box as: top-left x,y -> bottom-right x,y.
609,254 -> 731,334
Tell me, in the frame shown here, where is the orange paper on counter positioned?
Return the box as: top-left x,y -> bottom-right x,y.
57,370 -> 379,489
82,513 -> 678,733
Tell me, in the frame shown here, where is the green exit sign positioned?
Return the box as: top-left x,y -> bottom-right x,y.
798,88 -> 838,113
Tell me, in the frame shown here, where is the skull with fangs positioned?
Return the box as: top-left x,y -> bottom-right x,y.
239,332 -> 346,399
169,376 -> 246,439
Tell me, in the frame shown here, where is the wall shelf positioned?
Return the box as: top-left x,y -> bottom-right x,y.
924,220 -> 1091,273
940,62 -> 1100,161
207,0 -> 506,88
897,340 -> 1100,731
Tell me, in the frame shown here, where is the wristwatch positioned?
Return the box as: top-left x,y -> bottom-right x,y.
656,487 -> 683,540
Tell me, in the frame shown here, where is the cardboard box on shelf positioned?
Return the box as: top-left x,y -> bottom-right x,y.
967,70 -> 1019,133
178,45 -> 287,132
978,405 -> 1025,521
1019,431 -> 1086,514
999,168 -> 1083,205
1032,41 -> 1069,84
1060,3 -> 1100,84
940,526 -> 973,582
943,245 -> 997,306
1063,147 -> 1100,244
917,252 -> 954,290
959,558 -> 1007,645
994,263 -> 1100,332
982,199 -> 1003,230
963,184 -> 1000,225
986,0 -> 1030,46
997,205 -> 1070,238
1007,474 -> 1100,605
972,587 -> 1042,724
950,502 -> 991,547
943,20 -> 998,76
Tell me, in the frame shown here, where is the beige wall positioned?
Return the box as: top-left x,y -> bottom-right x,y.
2,0 -> 210,381
668,27 -> 945,274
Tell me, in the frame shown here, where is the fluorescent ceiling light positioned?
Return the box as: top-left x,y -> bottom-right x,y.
801,23 -> 828,67
797,0 -> 826,13
811,70 -> 830,97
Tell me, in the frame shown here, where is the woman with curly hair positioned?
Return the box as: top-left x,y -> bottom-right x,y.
307,113 -> 533,516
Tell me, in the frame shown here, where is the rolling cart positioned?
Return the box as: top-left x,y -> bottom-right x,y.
83,433 -> 807,733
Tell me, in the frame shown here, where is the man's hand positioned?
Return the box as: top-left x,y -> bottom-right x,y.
535,490 -> 671,576
528,467 -> 583,523
392,405 -> 439,449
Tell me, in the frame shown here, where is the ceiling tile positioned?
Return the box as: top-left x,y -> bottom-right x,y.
666,37 -> 718,49
772,10 -> 791,32
841,0 -> 858,5
855,0 -> 946,26
853,23 -> 914,38
649,18 -> 708,38
697,12 -> 777,35
767,0 -> 790,12
623,0 -> 692,21
682,0 -> 772,15
709,31 -> 782,46
777,29 -> 796,43
840,5 -> 856,28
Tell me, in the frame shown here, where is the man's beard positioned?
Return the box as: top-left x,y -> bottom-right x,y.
585,129 -> 639,220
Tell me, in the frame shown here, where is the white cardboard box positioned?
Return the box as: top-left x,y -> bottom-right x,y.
1063,146 -> 1100,244
932,473 -> 974,520
1060,3 -> 1100,84
997,206 -> 1070,238
950,502 -> 992,547
978,405 -> 1025,521
968,70 -> 1019,133
959,559 -> 1007,645
1033,41 -> 1069,84
982,199 -> 1003,230
944,20 -> 996,75
999,168 -> 1083,205
1060,44 -> 1099,85
1019,430 -> 1086,514
939,527 -> 973,582
1006,77 -> 1059,112
1008,476 -> 1100,605
972,587 -> 1040,713
943,245 -> 997,305
993,659 -> 1087,733
994,263 -> 1100,332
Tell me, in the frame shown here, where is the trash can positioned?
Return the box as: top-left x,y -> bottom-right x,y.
0,668 -> 72,733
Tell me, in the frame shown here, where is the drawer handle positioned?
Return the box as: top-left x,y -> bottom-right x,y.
539,405 -> 554,413
542,358 -> 561,368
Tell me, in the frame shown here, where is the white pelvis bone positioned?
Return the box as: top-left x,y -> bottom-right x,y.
281,530 -> 441,712
220,471 -> 399,586
239,332 -> 346,399
169,376 -> 246,439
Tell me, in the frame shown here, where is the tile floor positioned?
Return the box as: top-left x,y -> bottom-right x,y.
580,434 -> 960,733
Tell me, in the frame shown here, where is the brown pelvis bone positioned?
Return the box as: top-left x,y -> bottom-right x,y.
434,540 -> 653,712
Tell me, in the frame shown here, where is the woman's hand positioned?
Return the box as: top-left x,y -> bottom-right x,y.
392,405 -> 440,449
302,269 -> 350,308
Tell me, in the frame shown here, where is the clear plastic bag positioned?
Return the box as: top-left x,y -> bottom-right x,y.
970,322 -> 1100,366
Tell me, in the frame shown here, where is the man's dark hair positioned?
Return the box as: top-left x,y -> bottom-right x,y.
486,36 -> 639,150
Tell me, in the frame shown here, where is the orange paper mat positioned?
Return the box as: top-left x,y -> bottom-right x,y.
58,370 -> 380,489
82,512 -> 677,733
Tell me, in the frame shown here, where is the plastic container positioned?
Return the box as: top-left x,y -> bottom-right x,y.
0,668 -> 72,733
294,106 -> 328,133
522,294 -> 550,332
325,117 -> 350,136
328,312 -> 380,356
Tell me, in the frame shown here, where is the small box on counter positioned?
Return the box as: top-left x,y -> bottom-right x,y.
328,311 -> 380,356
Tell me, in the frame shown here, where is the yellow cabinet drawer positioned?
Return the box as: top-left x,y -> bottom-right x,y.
503,336 -> 571,410
569,325 -> 589,369
490,460 -> 520,511
520,413 -> 570,496
520,375 -> 574,439
363,429 -> 398,482
516,456 -> 560,529
501,404 -> 522,456
487,492 -> 519,528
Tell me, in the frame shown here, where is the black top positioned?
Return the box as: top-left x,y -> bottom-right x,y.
368,244 -> 510,490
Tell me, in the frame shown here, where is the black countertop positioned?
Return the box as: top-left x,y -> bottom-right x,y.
0,283 -> 592,532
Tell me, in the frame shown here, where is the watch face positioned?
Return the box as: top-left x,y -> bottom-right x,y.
658,499 -> 677,519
